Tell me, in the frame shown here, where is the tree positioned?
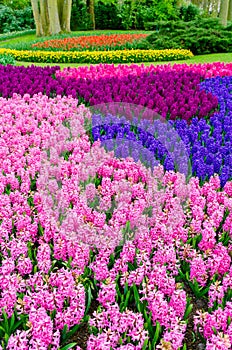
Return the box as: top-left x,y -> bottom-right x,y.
86,0 -> 95,29
209,0 -> 220,17
228,0 -> 232,20
219,0 -> 229,26
31,0 -> 72,36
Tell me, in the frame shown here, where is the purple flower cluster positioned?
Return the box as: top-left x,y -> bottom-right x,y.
0,65 -> 218,122
91,114 -> 189,176
180,76 -> 232,186
90,76 -> 232,186
174,116 -> 232,186
74,70 -> 218,121
0,65 -> 78,99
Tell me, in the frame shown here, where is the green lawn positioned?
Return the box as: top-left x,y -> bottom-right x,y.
0,34 -> 36,46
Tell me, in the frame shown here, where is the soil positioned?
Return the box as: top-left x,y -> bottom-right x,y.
66,299 -> 99,350
183,283 -> 208,350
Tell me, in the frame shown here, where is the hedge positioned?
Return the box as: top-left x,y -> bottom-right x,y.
145,19 -> 232,55
0,48 -> 193,64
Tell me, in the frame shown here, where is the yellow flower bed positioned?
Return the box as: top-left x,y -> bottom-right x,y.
0,48 -> 194,64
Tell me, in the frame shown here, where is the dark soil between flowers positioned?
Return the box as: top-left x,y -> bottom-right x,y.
183,283 -> 207,350
65,299 -> 99,350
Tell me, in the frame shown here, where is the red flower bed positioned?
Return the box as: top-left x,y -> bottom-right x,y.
32,34 -> 148,51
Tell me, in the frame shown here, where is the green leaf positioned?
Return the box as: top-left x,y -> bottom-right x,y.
125,220 -> 131,232
2,310 -> 9,334
197,285 -> 211,298
127,262 -> 135,271
177,268 -> 186,280
27,246 -> 33,260
152,321 -> 161,346
66,323 -> 83,341
193,279 -> 200,293
12,318 -> 26,333
115,282 -> 122,299
118,337 -> 123,345
61,324 -> 68,341
51,309 -> 57,320
0,326 -> 6,333
124,290 -> 131,309
144,313 -> 153,336
4,333 -> 9,342
142,338 -> 149,350
90,325 -> 98,335
184,303 -> 193,320
9,313 -> 15,332
133,284 -> 140,304
59,343 -> 77,350
212,326 -> 217,335
84,286 -> 92,316
124,282 -> 128,295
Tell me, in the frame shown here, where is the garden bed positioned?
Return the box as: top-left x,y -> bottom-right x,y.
31,34 -> 148,51
0,47 -> 193,64
0,62 -> 232,350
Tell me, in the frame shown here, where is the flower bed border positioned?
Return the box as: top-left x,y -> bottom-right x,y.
0,47 -> 193,64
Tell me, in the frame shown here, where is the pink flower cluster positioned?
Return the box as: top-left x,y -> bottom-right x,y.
1,92 -> 232,349
88,304 -> 148,349
56,62 -> 232,81
194,302 -> 232,350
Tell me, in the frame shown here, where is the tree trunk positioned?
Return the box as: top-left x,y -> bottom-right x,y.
31,0 -> 72,36
60,0 -> 72,32
202,0 -> 209,13
87,0 -> 95,30
175,0 -> 183,6
228,0 -> 232,20
219,0 -> 229,26
211,0 -> 220,17
31,0 -> 43,36
40,0 -> 50,36
47,0 -> 61,34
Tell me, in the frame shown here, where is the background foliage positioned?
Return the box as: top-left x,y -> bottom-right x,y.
146,17 -> 232,55
0,0 -> 201,33
0,4 -> 34,33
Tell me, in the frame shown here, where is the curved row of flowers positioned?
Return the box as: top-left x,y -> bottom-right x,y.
0,62 -> 232,349
31,34 -> 148,51
0,48 -> 193,64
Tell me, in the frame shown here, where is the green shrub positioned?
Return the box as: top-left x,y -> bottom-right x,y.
179,4 -> 200,22
0,5 -> 34,33
0,53 -> 15,65
95,1 -> 122,29
71,0 -> 92,30
14,7 -> 34,30
0,0 -> 30,10
117,0 -> 179,30
146,18 -> 232,55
